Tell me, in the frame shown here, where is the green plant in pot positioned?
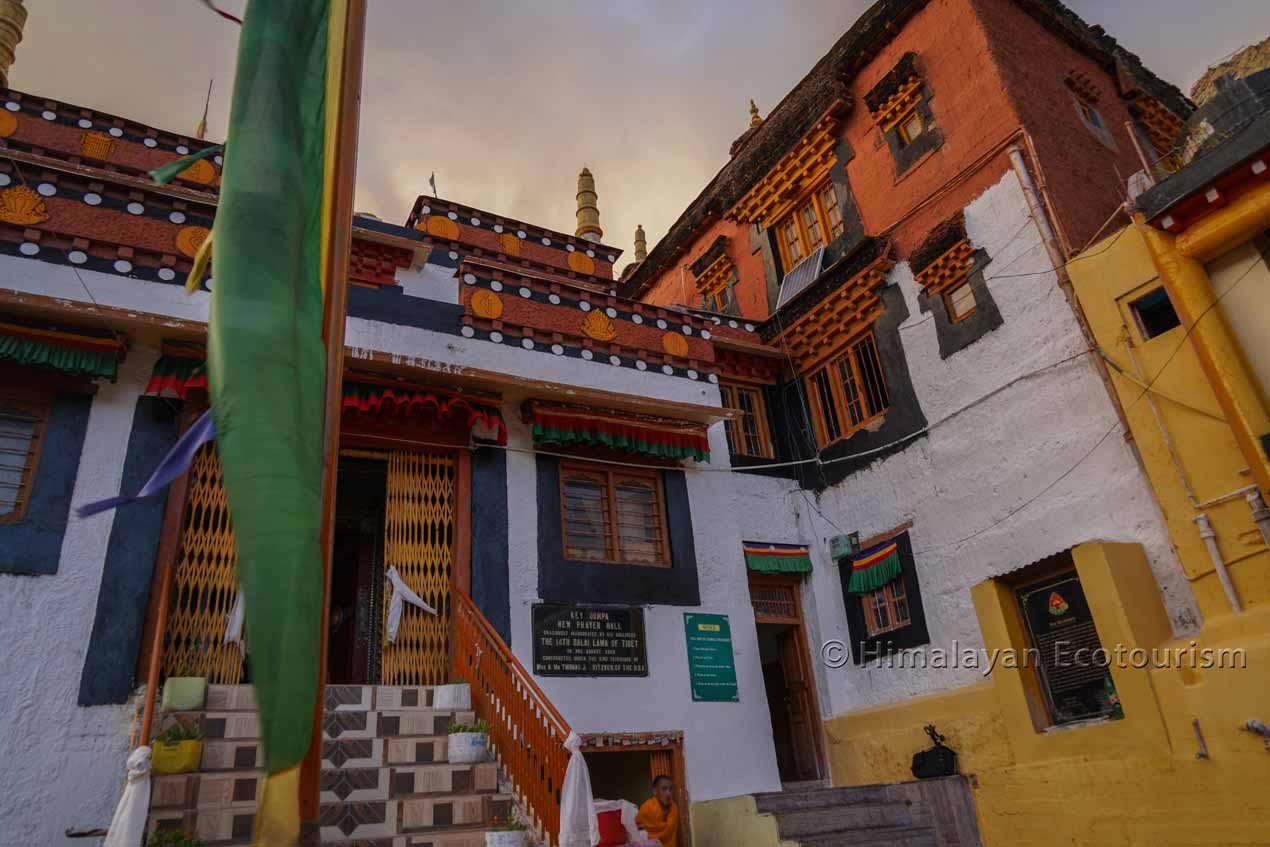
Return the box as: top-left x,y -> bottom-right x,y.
161,643 -> 208,713
152,716 -> 204,775
485,814 -> 528,847
447,718 -> 489,764
146,830 -> 205,847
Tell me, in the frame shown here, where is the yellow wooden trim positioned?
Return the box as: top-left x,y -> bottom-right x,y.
694,253 -> 734,299
729,99 -> 850,227
914,240 -> 975,295
872,76 -> 923,130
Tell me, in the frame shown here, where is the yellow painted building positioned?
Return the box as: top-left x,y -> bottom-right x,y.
812,110 -> 1270,847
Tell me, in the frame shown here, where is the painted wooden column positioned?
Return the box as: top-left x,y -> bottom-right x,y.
1137,214 -> 1270,497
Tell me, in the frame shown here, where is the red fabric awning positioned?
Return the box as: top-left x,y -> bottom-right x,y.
343,382 -> 507,445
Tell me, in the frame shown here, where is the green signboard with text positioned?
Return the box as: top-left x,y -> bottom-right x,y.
684,613 -> 739,702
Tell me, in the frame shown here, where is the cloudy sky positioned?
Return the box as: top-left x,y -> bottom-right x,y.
16,1 -> 1268,261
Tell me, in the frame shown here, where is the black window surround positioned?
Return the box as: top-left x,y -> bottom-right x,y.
536,455 -> 701,606
836,530 -> 930,665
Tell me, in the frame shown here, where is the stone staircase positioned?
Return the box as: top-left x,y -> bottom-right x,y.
149,683 -> 513,846
755,776 -> 981,847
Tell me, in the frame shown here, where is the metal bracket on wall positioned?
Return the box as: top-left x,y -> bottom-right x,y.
1192,718 -> 1209,759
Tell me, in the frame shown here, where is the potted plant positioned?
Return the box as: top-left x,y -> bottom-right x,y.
147,830 -> 204,847
160,647 -> 207,713
152,716 -> 204,775
447,718 -> 489,764
485,814 -> 528,847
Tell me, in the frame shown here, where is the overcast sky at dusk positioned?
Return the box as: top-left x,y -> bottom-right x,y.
16,2 -> 1269,263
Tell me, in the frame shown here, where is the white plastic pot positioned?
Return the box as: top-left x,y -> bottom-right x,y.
448,731 -> 488,764
484,831 -> 527,847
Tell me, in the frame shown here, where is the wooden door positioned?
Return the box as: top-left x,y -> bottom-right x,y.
380,449 -> 455,685
779,628 -> 820,781
749,573 -> 826,782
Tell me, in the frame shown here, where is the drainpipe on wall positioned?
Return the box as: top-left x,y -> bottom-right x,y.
1196,513 -> 1243,613
1007,145 -> 1137,452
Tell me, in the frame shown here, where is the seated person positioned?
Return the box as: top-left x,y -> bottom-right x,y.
635,775 -> 679,847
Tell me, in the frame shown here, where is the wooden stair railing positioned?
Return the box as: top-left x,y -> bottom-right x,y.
455,590 -> 571,846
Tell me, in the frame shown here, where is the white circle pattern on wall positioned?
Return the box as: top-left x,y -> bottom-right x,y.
37,183 -> 56,197
109,127 -> 124,138
687,370 -> 698,380
176,145 -> 189,155
4,102 -> 18,111
579,301 -> 591,312
490,280 -> 503,292
701,329 -> 711,340
463,273 -> 477,285
69,250 -> 88,264
460,325 -> 475,338
448,251 -> 459,261
656,319 -> 667,329
127,202 -> 145,215
566,244 -> 575,252
541,237 -> 551,246
77,118 -> 92,129
636,360 -> 647,371
609,355 -> 622,366
548,294 -> 561,305
0,174 -> 10,187
84,192 -> 102,205
661,364 -> 674,375
519,287 -> 532,299
447,211 -> 458,220
632,314 -> 643,324
493,224 -> 503,233
114,260 -> 133,274
144,138 -> 158,148
169,211 -> 186,224
521,338 -> 534,350
490,331 -> 504,343
158,267 -> 176,281
470,217 -> 481,226
551,344 -> 565,355
19,242 -> 38,255
605,307 -> 617,318
581,349 -> 594,361
708,373 -> 719,384
517,230 -> 527,239
586,249 -> 595,258
41,110 -> 56,121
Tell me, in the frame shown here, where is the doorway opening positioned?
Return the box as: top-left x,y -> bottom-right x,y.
749,574 -> 825,784
329,455 -> 387,685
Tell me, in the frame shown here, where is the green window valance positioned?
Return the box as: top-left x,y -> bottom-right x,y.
744,543 -> 812,574
0,320 -> 123,381
529,402 -> 710,463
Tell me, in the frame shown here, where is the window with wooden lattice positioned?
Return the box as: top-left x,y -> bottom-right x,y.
718,382 -> 773,459
805,331 -> 890,448
775,180 -> 845,273
560,463 -> 670,567
863,578 -> 911,636
0,388 -> 49,524
837,529 -> 929,665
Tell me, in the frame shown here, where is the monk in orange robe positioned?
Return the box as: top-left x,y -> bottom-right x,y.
636,775 -> 679,847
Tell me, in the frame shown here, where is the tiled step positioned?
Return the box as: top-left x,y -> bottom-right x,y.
319,793 -> 512,843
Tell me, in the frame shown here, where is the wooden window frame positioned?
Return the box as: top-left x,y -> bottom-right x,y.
718,382 -> 774,459
896,109 -> 924,146
804,331 -> 890,449
774,178 -> 843,272
862,578 -> 911,636
944,279 -> 977,323
559,462 -> 671,568
0,388 -> 51,525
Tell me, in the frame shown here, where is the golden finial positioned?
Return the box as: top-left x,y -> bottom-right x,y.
634,224 -> 647,263
575,166 -> 602,243
0,0 -> 28,88
749,99 -> 763,128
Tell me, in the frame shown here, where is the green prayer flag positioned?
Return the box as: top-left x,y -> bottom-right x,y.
208,0 -> 331,776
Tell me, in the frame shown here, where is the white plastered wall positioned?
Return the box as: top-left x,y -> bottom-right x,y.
731,172 -> 1197,721
0,348 -> 156,847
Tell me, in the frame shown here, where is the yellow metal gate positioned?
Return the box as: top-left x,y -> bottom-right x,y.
380,449 -> 455,685
161,444 -> 245,684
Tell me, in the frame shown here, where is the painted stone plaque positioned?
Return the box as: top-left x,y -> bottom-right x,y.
532,604 -> 648,677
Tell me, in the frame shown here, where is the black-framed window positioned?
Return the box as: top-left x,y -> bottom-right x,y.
536,456 -> 700,605
836,530 -> 929,664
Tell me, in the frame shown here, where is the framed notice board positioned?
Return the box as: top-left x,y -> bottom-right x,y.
684,613 -> 739,702
532,604 -> 648,677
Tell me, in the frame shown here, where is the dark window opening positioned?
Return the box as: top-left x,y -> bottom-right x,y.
1130,288 -> 1182,339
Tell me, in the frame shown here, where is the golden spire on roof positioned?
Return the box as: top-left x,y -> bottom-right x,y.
575,166 -> 602,244
0,0 -> 27,88
749,99 -> 763,128
634,224 -> 647,263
